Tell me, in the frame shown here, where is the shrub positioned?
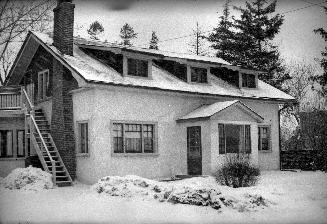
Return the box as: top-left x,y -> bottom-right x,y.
215,154 -> 260,188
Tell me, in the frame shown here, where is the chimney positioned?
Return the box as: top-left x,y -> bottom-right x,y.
53,0 -> 75,56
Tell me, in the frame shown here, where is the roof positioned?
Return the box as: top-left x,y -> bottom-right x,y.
6,31 -> 295,102
177,100 -> 264,122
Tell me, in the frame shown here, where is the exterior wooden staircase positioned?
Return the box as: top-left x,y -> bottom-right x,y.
21,89 -> 73,187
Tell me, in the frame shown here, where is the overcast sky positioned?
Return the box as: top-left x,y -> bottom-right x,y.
73,0 -> 327,65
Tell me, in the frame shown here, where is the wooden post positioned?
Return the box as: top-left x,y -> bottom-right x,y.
51,160 -> 56,185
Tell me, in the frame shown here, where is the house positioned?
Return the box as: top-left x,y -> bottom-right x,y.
0,0 -> 295,185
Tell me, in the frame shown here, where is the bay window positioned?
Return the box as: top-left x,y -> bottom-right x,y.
218,124 -> 251,154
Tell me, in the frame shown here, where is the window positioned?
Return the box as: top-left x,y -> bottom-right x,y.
191,67 -> 207,83
128,58 -> 148,77
38,70 -> 49,100
210,67 -> 239,87
0,130 -> 13,158
258,126 -> 270,151
78,122 -> 89,154
218,124 -> 251,154
242,73 -> 256,88
112,122 -> 155,154
17,130 -> 25,157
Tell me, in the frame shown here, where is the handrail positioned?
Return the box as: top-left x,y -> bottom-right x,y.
30,115 -> 54,163
21,87 -> 34,111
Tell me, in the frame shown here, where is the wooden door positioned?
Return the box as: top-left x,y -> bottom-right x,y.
187,126 -> 202,175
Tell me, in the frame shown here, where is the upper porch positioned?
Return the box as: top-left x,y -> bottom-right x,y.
0,86 -> 33,117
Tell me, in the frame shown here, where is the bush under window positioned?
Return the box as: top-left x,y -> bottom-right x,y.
215,154 -> 260,188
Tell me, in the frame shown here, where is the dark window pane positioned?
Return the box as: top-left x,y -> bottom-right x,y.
191,67 -> 207,83
125,124 -> 142,153
218,124 -> 225,154
80,123 -> 88,153
258,127 -> 270,151
0,130 -> 13,158
128,58 -> 148,77
210,67 -> 239,87
242,74 -> 256,88
17,130 -> 25,157
113,123 -> 124,153
245,125 -> 251,153
143,124 -> 154,153
225,124 -> 240,153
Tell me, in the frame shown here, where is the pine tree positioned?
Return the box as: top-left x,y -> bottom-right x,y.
314,7 -> 327,94
207,0 -> 236,62
189,22 -> 207,56
233,0 -> 289,88
119,23 -> 138,46
149,31 -> 159,50
87,21 -> 104,40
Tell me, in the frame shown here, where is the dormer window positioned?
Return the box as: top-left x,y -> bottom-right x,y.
242,73 -> 256,88
190,67 -> 207,83
128,58 -> 148,77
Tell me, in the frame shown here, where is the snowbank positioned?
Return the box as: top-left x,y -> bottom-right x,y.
93,175 -> 270,212
0,166 -> 53,191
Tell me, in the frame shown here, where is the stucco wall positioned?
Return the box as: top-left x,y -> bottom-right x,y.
0,117 -> 26,177
242,100 -> 280,170
73,86 -> 281,183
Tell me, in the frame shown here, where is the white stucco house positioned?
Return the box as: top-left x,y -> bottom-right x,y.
0,0 -> 294,185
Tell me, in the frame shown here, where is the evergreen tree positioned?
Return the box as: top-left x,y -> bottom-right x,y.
87,21 -> 104,40
207,0 -> 236,62
233,0 -> 288,88
189,22 -> 207,55
314,7 -> 327,95
119,23 -> 138,46
149,31 -> 159,50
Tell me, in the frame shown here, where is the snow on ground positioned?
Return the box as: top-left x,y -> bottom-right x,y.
0,171 -> 327,224
0,166 -> 53,191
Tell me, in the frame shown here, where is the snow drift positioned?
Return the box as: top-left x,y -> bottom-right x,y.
0,166 -> 53,191
93,175 -> 270,212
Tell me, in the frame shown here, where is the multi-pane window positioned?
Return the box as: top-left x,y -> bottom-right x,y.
17,130 -> 25,157
128,58 -> 148,77
242,73 -> 256,88
38,70 -> 49,100
112,122 -> 155,154
258,126 -> 270,151
0,130 -> 13,158
218,124 -> 251,154
191,67 -> 207,83
78,122 -> 89,154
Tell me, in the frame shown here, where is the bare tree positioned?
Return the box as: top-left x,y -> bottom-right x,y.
0,0 -> 54,85
189,22 -> 207,56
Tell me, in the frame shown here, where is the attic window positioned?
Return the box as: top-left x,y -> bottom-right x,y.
242,74 -> 256,88
128,58 -> 148,77
191,67 -> 207,83
210,67 -> 239,87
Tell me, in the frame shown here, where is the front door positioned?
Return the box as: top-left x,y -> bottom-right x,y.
187,126 -> 202,175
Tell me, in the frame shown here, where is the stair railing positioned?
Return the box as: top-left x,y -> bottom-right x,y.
21,87 -> 56,185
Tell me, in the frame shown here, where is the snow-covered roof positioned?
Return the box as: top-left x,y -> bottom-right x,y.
177,100 -> 264,122
30,32 -> 295,102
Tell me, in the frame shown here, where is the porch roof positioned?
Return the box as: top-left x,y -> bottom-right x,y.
177,100 -> 264,123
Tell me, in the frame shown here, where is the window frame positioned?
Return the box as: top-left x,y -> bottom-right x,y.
37,69 -> 50,101
218,123 -> 252,154
241,73 -> 256,88
77,121 -> 89,156
111,120 -> 158,156
190,66 -> 208,84
258,125 -> 271,152
127,58 -> 149,78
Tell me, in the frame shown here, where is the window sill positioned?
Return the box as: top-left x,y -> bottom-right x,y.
0,157 -> 26,161
259,150 -> 272,153
111,153 -> 159,158
76,153 -> 90,158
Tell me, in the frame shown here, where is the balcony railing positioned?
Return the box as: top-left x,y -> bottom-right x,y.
0,86 -> 22,110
